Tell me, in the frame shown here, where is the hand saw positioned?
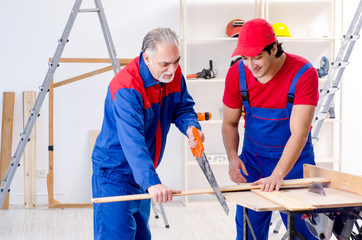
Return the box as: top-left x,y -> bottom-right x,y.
190,127 -> 229,215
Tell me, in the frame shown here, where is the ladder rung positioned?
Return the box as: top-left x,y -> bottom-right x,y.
78,8 -> 100,13
327,87 -> 339,94
344,34 -> 360,41
315,112 -> 328,121
332,61 -> 349,68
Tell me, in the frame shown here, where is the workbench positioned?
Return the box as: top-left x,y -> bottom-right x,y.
223,165 -> 362,240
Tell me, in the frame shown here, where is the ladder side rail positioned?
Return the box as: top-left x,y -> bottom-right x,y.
312,2 -> 362,144
0,0 -> 84,207
316,12 -> 362,124
94,0 -> 121,73
319,13 -> 362,121
314,1 -> 362,119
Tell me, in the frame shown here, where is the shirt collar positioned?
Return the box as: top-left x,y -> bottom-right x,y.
139,52 -> 159,88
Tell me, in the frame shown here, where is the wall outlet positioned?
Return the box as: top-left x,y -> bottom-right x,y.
36,169 -> 47,178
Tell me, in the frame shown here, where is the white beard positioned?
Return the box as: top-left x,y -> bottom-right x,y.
158,72 -> 174,83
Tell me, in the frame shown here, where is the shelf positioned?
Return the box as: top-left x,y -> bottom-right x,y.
181,0 -> 343,203
276,36 -> 342,41
186,79 -> 225,84
183,36 -> 341,42
183,37 -> 238,42
315,157 -> 340,163
186,160 -> 228,166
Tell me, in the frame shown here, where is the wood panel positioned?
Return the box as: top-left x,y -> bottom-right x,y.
224,191 -> 282,211
304,164 -> 362,195
0,92 -> 15,209
47,80 -> 54,207
251,189 -> 316,211
23,91 -> 37,208
49,58 -> 132,65
224,187 -> 362,212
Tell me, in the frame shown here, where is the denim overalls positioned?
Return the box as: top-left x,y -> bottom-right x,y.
235,60 -> 317,240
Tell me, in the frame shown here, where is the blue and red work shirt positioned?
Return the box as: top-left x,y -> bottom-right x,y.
92,53 -> 200,192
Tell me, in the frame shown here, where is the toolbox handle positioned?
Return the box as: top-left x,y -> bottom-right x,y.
190,127 -> 204,158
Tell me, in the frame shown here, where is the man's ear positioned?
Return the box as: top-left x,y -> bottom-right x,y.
143,52 -> 150,66
272,43 -> 278,56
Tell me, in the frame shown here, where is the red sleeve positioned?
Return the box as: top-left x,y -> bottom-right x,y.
222,63 -> 243,109
294,67 -> 319,106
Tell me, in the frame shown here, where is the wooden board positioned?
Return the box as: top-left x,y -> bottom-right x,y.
23,91 -> 37,208
89,130 -> 100,196
0,92 -> 15,209
304,164 -> 362,195
225,187 -> 362,212
224,191 -> 282,211
281,187 -> 362,209
47,80 -> 54,207
251,189 -> 316,211
92,177 -> 330,203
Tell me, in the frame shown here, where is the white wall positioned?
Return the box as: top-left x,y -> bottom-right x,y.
340,0 -> 362,176
0,0 -> 361,205
0,0 -> 180,205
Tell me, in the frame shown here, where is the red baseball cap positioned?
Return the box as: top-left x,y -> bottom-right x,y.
232,18 -> 277,57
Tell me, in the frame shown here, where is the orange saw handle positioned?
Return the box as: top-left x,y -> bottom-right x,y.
190,127 -> 204,158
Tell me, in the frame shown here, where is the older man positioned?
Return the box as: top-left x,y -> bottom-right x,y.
92,28 -> 204,240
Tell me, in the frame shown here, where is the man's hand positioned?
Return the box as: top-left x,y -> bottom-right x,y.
250,173 -> 284,192
186,127 -> 205,148
228,157 -> 248,184
147,184 -> 181,203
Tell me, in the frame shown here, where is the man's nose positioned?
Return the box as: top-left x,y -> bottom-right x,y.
168,64 -> 177,73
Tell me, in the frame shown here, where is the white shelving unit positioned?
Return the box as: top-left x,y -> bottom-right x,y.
180,0 -> 343,204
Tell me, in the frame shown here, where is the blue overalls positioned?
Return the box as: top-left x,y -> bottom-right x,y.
235,61 -> 318,240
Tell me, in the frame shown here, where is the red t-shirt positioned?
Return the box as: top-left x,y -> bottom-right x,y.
223,53 -> 319,110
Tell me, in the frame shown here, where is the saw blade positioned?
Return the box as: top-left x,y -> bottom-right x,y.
196,153 -> 229,215
308,182 -> 326,196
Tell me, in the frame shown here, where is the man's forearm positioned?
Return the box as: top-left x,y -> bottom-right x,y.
272,132 -> 309,178
222,122 -> 240,160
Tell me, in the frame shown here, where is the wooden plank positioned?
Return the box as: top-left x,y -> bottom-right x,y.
89,130 -> 100,195
281,187 -> 362,209
92,177 -> 330,203
23,91 -> 36,208
0,92 -> 15,209
52,203 -> 93,208
53,65 -> 113,88
225,187 -> 362,212
304,164 -> 362,195
47,80 -> 54,207
49,58 -> 132,65
224,191 -> 282,211
251,189 -> 316,211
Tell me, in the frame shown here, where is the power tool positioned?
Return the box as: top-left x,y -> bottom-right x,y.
197,112 -> 212,121
187,60 -> 216,79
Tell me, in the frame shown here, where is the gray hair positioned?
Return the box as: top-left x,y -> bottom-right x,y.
141,28 -> 179,56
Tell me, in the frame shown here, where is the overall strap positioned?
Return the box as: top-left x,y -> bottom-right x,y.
238,60 -> 250,108
287,62 -> 313,107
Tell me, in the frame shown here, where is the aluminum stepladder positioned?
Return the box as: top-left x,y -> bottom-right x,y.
312,0 -> 362,144
0,0 -> 169,228
0,0 -> 117,207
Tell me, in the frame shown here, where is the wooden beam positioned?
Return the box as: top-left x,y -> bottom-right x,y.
304,164 -> 362,196
52,203 -> 93,208
47,80 -> 54,207
0,92 -> 15,209
53,65 -> 113,88
23,91 -> 36,209
92,177 -> 330,203
49,58 -> 132,65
